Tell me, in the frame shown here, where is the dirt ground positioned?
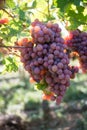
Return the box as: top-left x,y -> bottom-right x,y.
0,111 -> 85,130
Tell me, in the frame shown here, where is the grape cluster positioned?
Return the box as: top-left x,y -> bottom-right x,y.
30,19 -> 63,44
17,19 -> 78,104
65,30 -> 87,73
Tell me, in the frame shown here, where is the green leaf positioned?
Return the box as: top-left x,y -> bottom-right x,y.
83,0 -> 87,2
36,80 -> 48,91
19,9 -> 26,21
28,0 -> 37,9
8,28 -> 18,36
32,0 -> 37,8
73,0 -> 81,6
54,0 -> 82,12
76,6 -> 84,13
6,0 -> 16,8
54,0 -> 71,12
68,21 -> 81,30
2,56 -> 18,72
2,59 -> 5,64
67,8 -> 87,27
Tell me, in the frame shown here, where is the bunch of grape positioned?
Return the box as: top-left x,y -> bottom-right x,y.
65,30 -> 87,73
30,19 -> 63,44
17,19 -> 78,104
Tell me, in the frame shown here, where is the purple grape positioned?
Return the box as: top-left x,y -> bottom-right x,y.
36,44 -> 43,51
50,43 -> 56,50
57,63 -> 63,69
48,54 -> 54,59
34,67 -> 40,74
52,65 -> 57,72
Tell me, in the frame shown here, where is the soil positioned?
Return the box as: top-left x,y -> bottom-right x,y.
0,112 -> 84,130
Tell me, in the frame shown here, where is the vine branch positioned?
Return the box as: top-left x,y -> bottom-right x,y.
2,8 -> 15,19
0,45 -> 28,48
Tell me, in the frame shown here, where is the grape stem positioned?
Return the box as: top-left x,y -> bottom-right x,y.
9,52 -> 20,57
47,0 -> 50,17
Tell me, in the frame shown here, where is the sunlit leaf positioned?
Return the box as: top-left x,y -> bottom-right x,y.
6,0 -> 16,8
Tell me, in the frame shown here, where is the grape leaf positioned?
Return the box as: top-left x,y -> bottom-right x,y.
6,0 -> 16,8
2,57 -> 18,72
28,0 -> 37,9
19,9 -> 26,21
36,80 -> 48,91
